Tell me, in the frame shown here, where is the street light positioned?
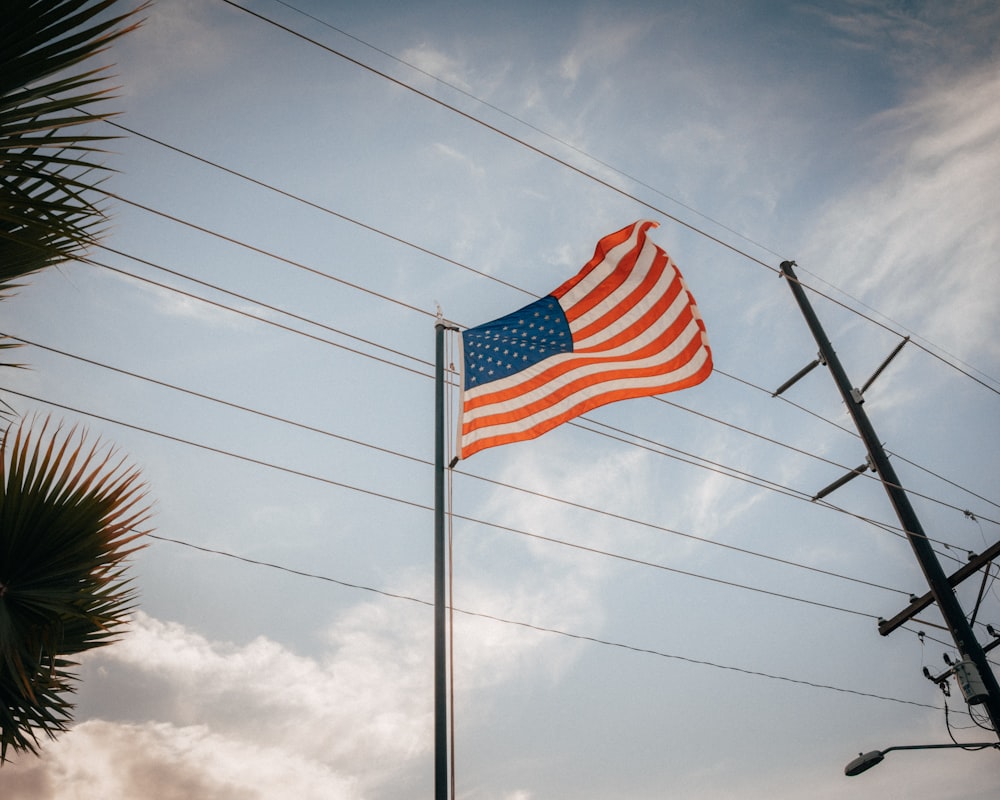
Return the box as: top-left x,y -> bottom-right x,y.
845,743 -> 998,776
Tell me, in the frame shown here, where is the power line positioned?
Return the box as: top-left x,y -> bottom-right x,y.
105,191 -> 436,321
85,256 -> 433,381
578,408 -> 1000,533
146,530 -> 941,711
218,0 -> 777,270
2,385 -> 912,615
220,0 -> 999,397
96,121 -> 1000,518
785,274 -> 1000,397
11,316 -> 977,582
268,0 -> 783,264
64,240 -> 1000,552
717,369 -> 1000,514
794,264 -> 1000,393
97,243 -> 433,370
270,0 -> 1000,399
83,214 -> 1000,535
102,120 -> 535,300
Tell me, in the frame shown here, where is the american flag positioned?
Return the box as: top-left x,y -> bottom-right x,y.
459,220 -> 713,459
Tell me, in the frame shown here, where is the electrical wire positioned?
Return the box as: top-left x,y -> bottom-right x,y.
217,0 -> 776,274
268,0 -> 783,264
15,342 -> 995,645
80,226 -> 1000,547
95,158 -> 1000,525
2,385 -> 921,622
269,0 -> 1000,399
49,239 -> 1000,560
221,0 -> 1000,397
105,191 -> 435,320
0,336 -> 922,599
720,369 -> 1000,514
86,256 -> 433,381
96,103 -> 1000,521
145,531 -> 941,712
6,3 -> 995,769
101,119 -> 535,300
99,243 -> 433,370
19,3 -> 996,636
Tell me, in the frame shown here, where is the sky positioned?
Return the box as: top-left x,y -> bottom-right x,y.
2,0 -> 1000,798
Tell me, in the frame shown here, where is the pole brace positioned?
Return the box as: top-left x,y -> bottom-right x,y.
772,352 -> 827,398
811,457 -> 874,501
857,336 -> 910,399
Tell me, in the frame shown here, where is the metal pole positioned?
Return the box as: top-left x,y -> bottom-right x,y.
779,261 -> 1000,737
434,320 -> 449,799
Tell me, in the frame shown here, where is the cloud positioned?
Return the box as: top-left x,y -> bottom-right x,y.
558,17 -> 648,84
399,43 -> 473,91
118,0 -> 235,97
811,0 -> 1000,78
801,64 -> 1000,368
433,143 -> 486,178
0,582 -> 593,800
0,719 -> 357,800
0,608 -> 425,798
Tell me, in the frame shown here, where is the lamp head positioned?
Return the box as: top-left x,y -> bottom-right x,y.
845,750 -> 884,776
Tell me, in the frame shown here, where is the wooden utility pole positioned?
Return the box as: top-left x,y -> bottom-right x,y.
779,260 -> 1000,737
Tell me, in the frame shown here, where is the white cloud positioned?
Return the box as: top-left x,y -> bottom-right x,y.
0,719 -> 357,800
0,586 -> 589,800
0,608 -> 425,798
399,43 -> 473,91
811,0 -> 1000,77
801,65 -> 1000,369
559,18 -> 647,84
433,143 -> 486,178
118,0 -> 235,97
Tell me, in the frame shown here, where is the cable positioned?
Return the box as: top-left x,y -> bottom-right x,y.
269,0 -> 783,264
99,243 -> 433,370
23,152 -> 993,564
795,264 -> 1000,394
2,336 -> 918,597
146,530 -> 941,711
84,256 -> 434,381
27,238 -> 1000,559
218,0 -> 776,272
1,386 -> 912,615
270,0 -> 1000,399
220,0 -> 999,397
105,191 -> 435,320
73,244 -> 1000,562
780,270 -> 1000,398
146,532 -> 431,607
721,369 -> 1000,514
89,231 -> 1000,547
575,410 -> 1000,539
99,96 -> 1000,521
97,144 -> 1000,520
102,119 -> 535,300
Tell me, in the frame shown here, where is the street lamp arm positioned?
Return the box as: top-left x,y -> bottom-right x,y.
845,742 -> 999,776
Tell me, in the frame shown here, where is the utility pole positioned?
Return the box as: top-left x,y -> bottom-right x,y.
778,260 -> 1000,737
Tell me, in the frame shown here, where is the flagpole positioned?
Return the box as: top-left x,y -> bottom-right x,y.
434,318 -> 450,800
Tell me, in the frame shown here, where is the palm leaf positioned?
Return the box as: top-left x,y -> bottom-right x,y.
0,416 -> 151,760
0,0 -> 147,295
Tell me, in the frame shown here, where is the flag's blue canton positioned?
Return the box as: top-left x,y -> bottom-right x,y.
463,295 -> 572,390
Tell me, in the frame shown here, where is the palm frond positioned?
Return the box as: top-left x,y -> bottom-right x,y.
0,415 -> 151,761
0,0 -> 147,294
